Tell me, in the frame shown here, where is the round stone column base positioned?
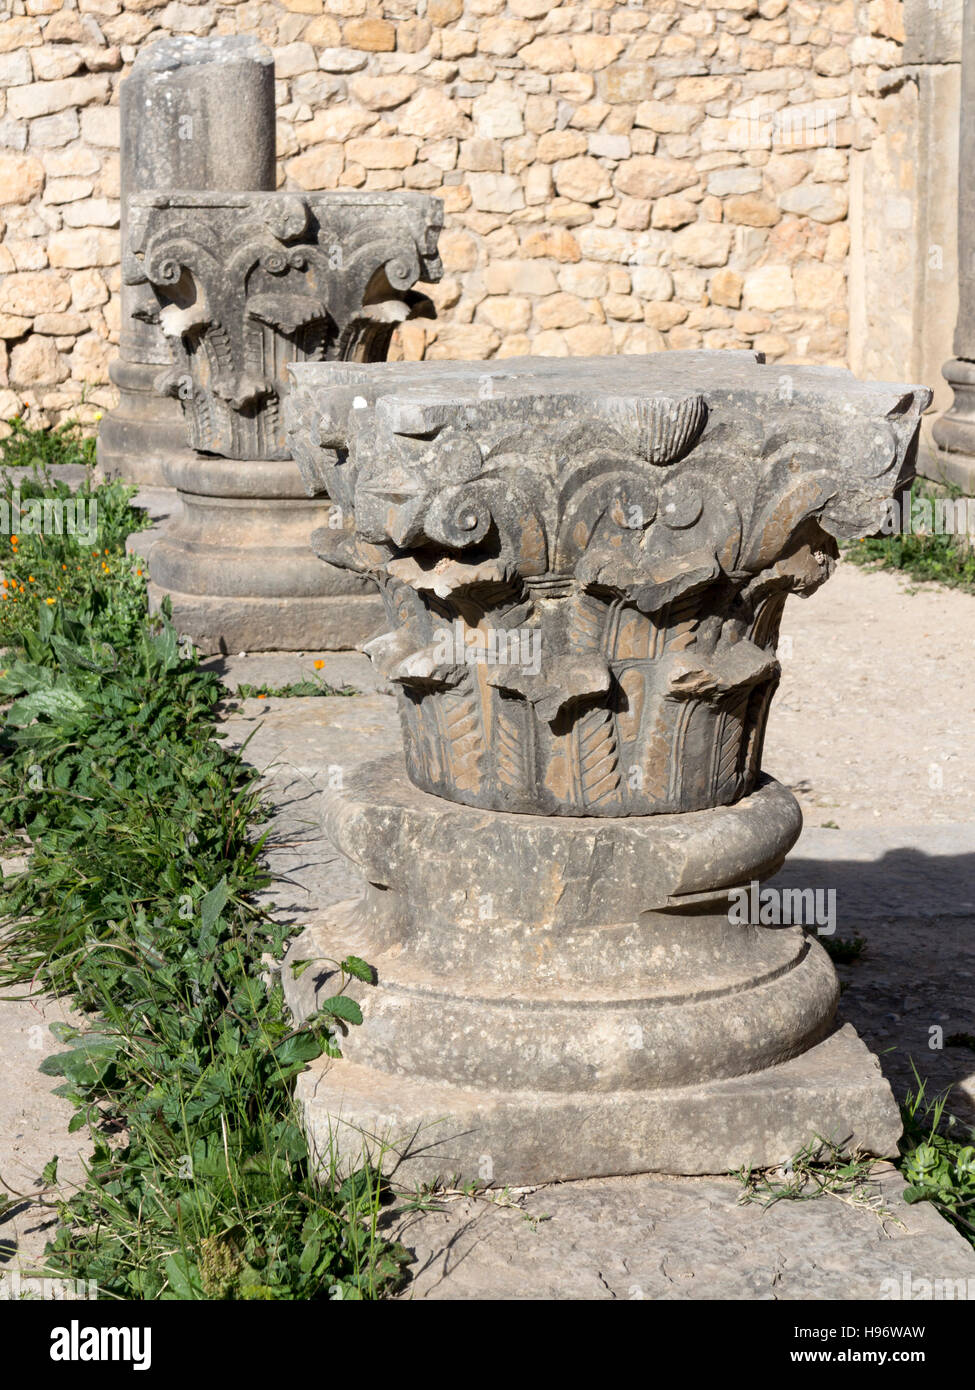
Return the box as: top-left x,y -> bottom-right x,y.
285,757 -> 901,1181
146,452 -> 382,653
933,358 -> 975,461
96,360 -> 194,489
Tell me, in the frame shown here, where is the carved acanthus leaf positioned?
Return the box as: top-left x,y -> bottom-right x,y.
666,640 -> 778,701
247,293 -> 330,334
386,553 -> 513,600
489,652 -> 612,724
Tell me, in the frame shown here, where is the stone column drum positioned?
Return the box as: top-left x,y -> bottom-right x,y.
97,36 -> 276,489
933,0 -> 975,490
284,352 -> 930,1184
130,190 -> 442,653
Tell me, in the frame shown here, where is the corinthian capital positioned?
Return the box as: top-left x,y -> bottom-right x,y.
288,353 -> 929,816
130,190 -> 443,460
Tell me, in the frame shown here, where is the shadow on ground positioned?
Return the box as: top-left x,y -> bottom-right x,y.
770,839 -> 975,1126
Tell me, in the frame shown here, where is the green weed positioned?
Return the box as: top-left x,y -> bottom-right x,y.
0,424 -> 404,1299
234,680 -> 357,699
899,1078 -> 975,1247
821,933 -> 867,964
843,480 -> 975,591
737,1137 -> 888,1219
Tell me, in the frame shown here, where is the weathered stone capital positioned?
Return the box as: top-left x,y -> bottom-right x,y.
130,190 -> 443,460
289,353 -> 929,817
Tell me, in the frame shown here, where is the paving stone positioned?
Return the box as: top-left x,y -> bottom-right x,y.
385,1168 -> 975,1301
204,650 -> 385,695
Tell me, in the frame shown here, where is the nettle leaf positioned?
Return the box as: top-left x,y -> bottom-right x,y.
200,876 -> 230,935
901,1185 -> 930,1205
0,658 -> 53,696
299,1234 -> 321,1274
50,1082 -> 87,1105
320,995 -> 363,1027
273,1121 -> 308,1163
336,1166 -> 376,1209
37,601 -> 55,643
39,1031 -> 121,1086
41,1156 -> 59,1186
340,955 -> 376,985
273,1032 -> 323,1069
163,1253 -> 205,1300
7,683 -> 87,726
51,760 -> 73,789
150,621 -> 179,673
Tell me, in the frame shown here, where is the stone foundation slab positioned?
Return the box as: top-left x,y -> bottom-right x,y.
296,1024 -> 901,1185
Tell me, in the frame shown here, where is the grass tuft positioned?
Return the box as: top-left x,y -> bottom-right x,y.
843,480 -> 975,591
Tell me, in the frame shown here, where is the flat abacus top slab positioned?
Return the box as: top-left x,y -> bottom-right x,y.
289,350 -> 928,418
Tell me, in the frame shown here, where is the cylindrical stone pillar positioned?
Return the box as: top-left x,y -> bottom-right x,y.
97,36 -> 276,488
933,0 -> 975,486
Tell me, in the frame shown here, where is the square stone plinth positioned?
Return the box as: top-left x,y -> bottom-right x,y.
295,1024 -> 901,1186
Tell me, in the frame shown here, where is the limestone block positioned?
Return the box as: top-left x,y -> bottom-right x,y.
672,220 -> 734,266
6,74 -> 110,121
10,334 -> 69,386
651,195 -> 698,229
779,182 -> 849,222
553,155 -> 613,203
725,193 -> 780,226
744,264 -> 795,310
398,87 -> 470,140
614,155 -> 700,199
710,267 -> 745,308
342,18 -> 395,52
0,271 -> 70,317
0,154 -> 45,205
349,74 -> 418,109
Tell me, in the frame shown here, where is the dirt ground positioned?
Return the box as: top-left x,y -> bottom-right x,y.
764,560 -> 975,829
